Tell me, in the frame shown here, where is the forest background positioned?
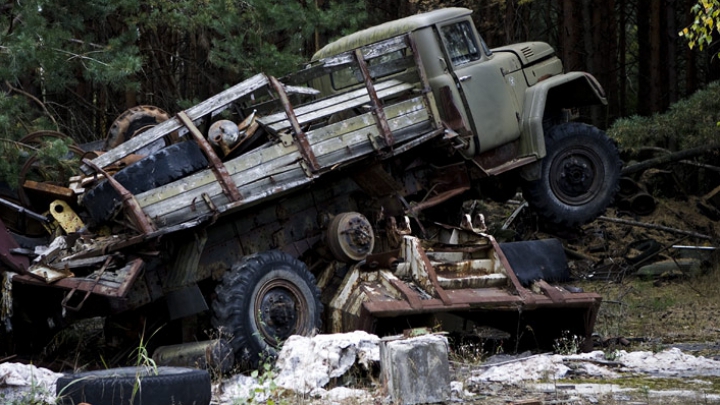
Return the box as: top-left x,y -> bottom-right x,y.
0,0 -> 719,185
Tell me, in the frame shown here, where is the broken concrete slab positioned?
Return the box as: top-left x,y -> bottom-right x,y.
274,331 -> 380,394
380,333 -> 450,405
0,362 -> 63,404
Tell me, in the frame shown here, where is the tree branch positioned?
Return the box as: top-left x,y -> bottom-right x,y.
5,80 -> 59,131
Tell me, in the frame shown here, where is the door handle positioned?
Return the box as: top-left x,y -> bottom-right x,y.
459,75 -> 472,82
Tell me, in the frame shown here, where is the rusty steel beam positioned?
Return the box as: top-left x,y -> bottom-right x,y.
0,197 -> 48,223
414,244 -> 452,306
268,76 -> 319,171
176,111 -> 243,202
410,186 -> 470,214
486,234 -> 534,302
354,49 -> 394,147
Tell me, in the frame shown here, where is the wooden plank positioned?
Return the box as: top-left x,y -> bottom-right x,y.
86,74 -> 269,172
315,110 -> 429,162
313,110 -> 430,168
155,165 -> 314,228
305,97 -> 425,145
266,82 -> 415,132
361,35 -> 408,60
141,151 -> 301,218
135,142 -> 299,207
258,79 -> 410,127
283,53 -> 414,86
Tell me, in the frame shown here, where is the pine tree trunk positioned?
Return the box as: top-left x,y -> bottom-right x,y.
637,0 -> 651,116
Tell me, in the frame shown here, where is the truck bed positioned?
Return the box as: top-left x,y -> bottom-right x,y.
82,33 -> 442,235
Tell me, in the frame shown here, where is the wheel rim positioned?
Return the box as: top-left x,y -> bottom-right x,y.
549,146 -> 604,206
254,279 -> 309,349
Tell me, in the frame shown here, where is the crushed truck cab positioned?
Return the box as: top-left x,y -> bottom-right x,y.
0,7 -> 611,366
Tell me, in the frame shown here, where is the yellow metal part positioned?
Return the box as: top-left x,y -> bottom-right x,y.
49,200 -> 85,233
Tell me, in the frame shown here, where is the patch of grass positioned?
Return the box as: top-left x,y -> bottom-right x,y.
580,260 -> 720,344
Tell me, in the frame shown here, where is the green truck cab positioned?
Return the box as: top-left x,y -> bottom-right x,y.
311,8 -> 619,226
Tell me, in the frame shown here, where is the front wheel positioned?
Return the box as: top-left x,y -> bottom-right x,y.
211,251 -> 322,367
522,123 -> 621,227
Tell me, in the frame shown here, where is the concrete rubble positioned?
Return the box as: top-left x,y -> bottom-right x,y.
6,333 -> 720,404
0,362 -> 63,403
273,330 -> 380,393
380,334 -> 450,405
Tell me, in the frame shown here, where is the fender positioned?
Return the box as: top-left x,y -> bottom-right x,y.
518,72 -> 607,180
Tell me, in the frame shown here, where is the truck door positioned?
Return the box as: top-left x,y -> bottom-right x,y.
438,20 -> 521,153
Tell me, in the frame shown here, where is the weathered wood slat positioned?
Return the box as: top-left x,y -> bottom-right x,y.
267,82 -> 415,132
258,79 -> 412,128
155,165 -> 313,228
283,52 -> 414,86
86,74 -> 269,172
140,152 -> 301,218
313,109 -> 430,165
305,97 -> 425,144
136,142 -> 299,207
259,79 -> 404,125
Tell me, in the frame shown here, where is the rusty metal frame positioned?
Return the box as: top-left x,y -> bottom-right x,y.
61,256 -> 112,311
414,247 -> 452,305
82,159 -> 156,235
353,49 -> 395,147
176,111 -> 243,202
268,76 -> 319,172
13,258 -> 145,298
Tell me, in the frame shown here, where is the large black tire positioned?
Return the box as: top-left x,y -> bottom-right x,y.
83,141 -> 208,223
212,251 -> 322,367
522,123 -> 621,227
56,366 -> 211,405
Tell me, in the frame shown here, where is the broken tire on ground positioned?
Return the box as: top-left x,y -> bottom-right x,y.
56,366 -> 211,405
625,238 -> 662,265
212,251 -> 322,368
82,141 -> 208,223
522,122 -> 621,227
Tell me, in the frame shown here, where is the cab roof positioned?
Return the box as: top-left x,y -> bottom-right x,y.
311,8 -> 472,61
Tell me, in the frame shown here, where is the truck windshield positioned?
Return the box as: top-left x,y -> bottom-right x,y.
440,21 -> 481,66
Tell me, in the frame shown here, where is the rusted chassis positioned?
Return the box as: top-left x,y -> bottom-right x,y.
322,233 -> 601,351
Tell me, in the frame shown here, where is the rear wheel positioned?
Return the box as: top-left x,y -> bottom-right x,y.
212,251 -> 322,367
522,123 -> 620,227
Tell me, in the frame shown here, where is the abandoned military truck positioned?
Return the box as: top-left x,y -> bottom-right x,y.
0,7 -> 617,367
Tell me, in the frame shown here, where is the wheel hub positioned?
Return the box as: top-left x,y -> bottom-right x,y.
255,280 -> 308,348
551,149 -> 602,205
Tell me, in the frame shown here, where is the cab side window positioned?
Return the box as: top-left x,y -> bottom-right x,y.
440,21 -> 481,67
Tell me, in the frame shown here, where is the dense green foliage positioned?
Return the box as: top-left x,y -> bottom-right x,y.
0,0 -> 366,188
608,81 -> 720,150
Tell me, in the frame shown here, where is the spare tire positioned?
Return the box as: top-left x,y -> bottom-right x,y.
83,141 -> 208,223
56,366 -> 211,405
